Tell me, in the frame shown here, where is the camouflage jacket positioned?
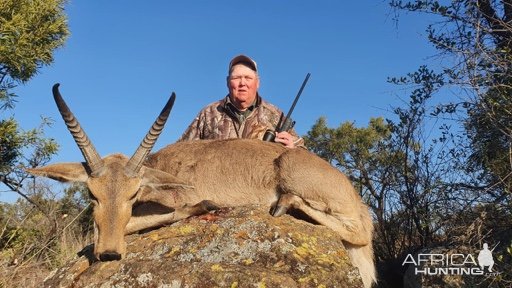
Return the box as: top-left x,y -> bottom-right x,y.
179,94 -> 304,147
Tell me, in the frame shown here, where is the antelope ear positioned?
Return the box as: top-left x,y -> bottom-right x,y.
141,167 -> 194,190
26,162 -> 89,183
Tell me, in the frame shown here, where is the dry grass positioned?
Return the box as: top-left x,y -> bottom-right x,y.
0,195 -> 93,288
0,229 -> 92,288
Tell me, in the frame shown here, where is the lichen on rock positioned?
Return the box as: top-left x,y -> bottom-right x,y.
43,205 -> 364,287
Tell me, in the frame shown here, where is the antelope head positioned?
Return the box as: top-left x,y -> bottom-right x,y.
27,84 -> 181,261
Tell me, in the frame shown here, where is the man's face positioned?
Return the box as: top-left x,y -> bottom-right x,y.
227,64 -> 259,110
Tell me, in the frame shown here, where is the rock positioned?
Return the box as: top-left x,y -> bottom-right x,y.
43,205 -> 364,287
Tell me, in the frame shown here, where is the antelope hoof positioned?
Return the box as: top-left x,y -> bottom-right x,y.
199,200 -> 220,212
99,252 -> 122,262
271,205 -> 288,217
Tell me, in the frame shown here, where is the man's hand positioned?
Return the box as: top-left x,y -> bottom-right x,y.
274,131 -> 296,148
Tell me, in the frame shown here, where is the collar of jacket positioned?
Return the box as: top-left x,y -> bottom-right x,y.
222,93 -> 262,120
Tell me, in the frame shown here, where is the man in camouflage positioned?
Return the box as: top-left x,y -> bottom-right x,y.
179,55 -> 304,148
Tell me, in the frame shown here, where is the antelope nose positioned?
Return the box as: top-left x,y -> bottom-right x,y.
99,252 -> 122,262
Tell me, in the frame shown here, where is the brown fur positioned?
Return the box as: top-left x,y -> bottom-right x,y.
28,138 -> 376,287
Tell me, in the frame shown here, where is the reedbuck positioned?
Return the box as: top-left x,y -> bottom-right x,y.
27,84 -> 376,287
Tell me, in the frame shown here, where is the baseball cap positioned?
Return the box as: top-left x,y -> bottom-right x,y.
228,54 -> 258,73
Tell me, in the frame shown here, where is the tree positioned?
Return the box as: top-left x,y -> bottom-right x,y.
305,65 -> 511,286
0,0 -> 69,108
466,82 -> 512,199
0,0 -> 69,204
306,66 -> 459,255
389,0 -> 512,208
388,1 -> 512,286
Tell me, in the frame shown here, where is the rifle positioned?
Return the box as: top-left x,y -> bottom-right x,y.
263,73 -> 310,142
490,242 -> 500,252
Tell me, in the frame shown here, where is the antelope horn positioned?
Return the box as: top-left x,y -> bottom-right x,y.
125,92 -> 176,175
52,83 -> 104,176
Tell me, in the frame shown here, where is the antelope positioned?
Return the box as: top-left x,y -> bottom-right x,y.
27,84 -> 376,287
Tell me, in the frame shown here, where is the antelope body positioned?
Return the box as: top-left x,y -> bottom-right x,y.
27,85 -> 376,287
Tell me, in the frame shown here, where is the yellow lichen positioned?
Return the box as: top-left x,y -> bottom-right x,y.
294,236 -> 320,261
295,243 -> 312,256
177,225 -> 195,235
209,224 -> 219,232
298,275 -> 322,286
230,282 -> 239,288
243,258 -> 254,265
296,234 -> 318,245
298,277 -> 309,283
164,246 -> 180,257
149,233 -> 160,241
210,264 -> 224,272
315,253 -> 340,267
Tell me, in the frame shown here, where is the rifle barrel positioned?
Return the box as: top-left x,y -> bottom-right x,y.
283,73 -> 310,125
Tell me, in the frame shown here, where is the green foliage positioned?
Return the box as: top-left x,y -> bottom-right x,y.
303,64 -> 505,285
0,0 -> 69,110
0,180 -> 93,275
0,118 -> 23,173
0,0 -> 68,194
0,117 -> 59,169
305,116 -> 393,187
0,0 -> 69,82
0,226 -> 42,251
305,67 -> 512,286
0,117 -> 58,190
466,82 -> 512,192
383,1 -> 512,285
389,1 -> 512,204
0,80 -> 16,110
0,2 -> 69,277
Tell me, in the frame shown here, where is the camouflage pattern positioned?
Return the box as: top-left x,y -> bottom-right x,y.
179,94 -> 304,147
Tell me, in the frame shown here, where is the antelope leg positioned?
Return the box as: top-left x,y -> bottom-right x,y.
125,200 -> 219,234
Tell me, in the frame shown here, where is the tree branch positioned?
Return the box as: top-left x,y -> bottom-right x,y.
503,0 -> 512,24
477,0 -> 512,48
1,176 -> 48,216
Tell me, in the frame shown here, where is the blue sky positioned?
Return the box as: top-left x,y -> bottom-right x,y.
3,1 -> 438,202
